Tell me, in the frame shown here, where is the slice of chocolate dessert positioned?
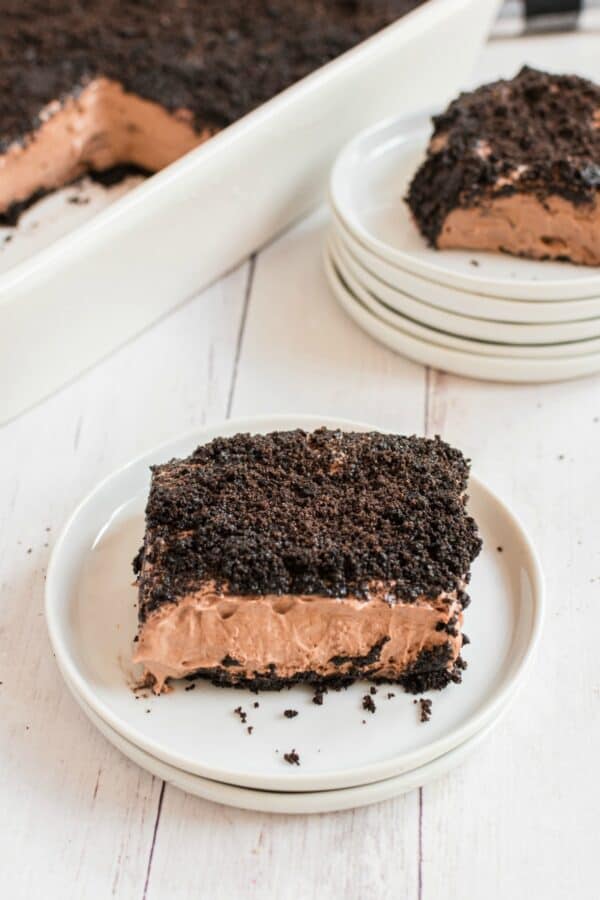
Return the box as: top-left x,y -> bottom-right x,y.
133,429 -> 481,694
406,67 -> 600,265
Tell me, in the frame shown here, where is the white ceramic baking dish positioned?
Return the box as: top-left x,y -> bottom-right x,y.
0,0 -> 501,423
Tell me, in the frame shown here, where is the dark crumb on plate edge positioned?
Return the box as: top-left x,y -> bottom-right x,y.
416,698 -> 433,722
283,749 -> 300,766
284,709 -> 298,718
234,705 -> 247,724
362,694 -> 376,714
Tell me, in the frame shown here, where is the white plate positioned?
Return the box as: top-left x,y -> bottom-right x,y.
45,415 -> 543,792
331,218 -> 600,324
330,112 -> 600,302
325,253 -> 600,383
331,230 -> 600,344
63,668 -> 516,815
328,243 -> 600,359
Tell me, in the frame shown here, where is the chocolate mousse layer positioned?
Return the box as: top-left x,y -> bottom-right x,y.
406,67 -> 600,265
133,429 -> 481,694
0,0 -> 426,220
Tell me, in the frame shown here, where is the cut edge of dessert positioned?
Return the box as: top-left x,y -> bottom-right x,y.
406,66 -> 600,266
0,78 -> 214,226
131,428 -> 482,696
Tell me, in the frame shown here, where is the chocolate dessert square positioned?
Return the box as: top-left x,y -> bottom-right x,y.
407,67 -> 600,265
133,429 -> 481,694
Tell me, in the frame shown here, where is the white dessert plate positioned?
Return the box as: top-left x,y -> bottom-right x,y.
328,243 -> 600,359
46,415 -> 543,792
325,254 -> 600,383
331,218 -> 600,324
63,667 -> 515,815
330,112 -> 600,302
331,231 -> 600,344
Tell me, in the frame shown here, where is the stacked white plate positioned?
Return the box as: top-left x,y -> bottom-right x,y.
327,112 -> 600,383
45,416 -> 544,814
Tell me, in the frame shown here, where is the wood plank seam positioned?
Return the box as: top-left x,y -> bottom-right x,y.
142,781 -> 166,900
141,257 -> 255,899
226,254 -> 257,418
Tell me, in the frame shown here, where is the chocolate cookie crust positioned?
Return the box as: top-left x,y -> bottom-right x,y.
406,66 -> 600,246
0,0 -> 426,152
176,638 -> 464,694
135,428 -> 481,621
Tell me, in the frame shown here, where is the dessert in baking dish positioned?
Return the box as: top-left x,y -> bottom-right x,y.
133,428 -> 481,694
0,0 -> 426,222
407,67 -> 600,265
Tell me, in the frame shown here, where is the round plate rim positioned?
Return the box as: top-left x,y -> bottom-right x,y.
45,414 -> 544,792
331,216 -> 600,324
330,229 -> 600,343
324,249 -> 600,383
329,110 -> 600,302
63,661 -> 518,815
329,238 -> 600,358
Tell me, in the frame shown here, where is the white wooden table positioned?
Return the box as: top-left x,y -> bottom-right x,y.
2,31 -> 599,900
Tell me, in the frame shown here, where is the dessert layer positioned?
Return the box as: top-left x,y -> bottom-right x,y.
134,430 -> 481,619
0,78 -> 211,216
438,194 -> 600,265
133,581 -> 464,693
406,67 -> 600,264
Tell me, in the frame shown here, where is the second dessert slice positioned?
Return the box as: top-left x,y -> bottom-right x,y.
406,67 -> 600,265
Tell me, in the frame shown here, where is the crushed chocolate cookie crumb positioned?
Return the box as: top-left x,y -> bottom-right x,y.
313,690 -> 325,706
497,546 -> 503,552
253,701 -> 260,708
67,194 -> 90,205
418,698 -> 432,722
369,686 -> 377,695
234,706 -> 247,724
221,654 -> 240,668
184,683 -> 195,691
387,692 -> 395,699
283,749 -> 300,766
362,694 -> 376,714
247,726 -> 253,735
284,709 -> 298,719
